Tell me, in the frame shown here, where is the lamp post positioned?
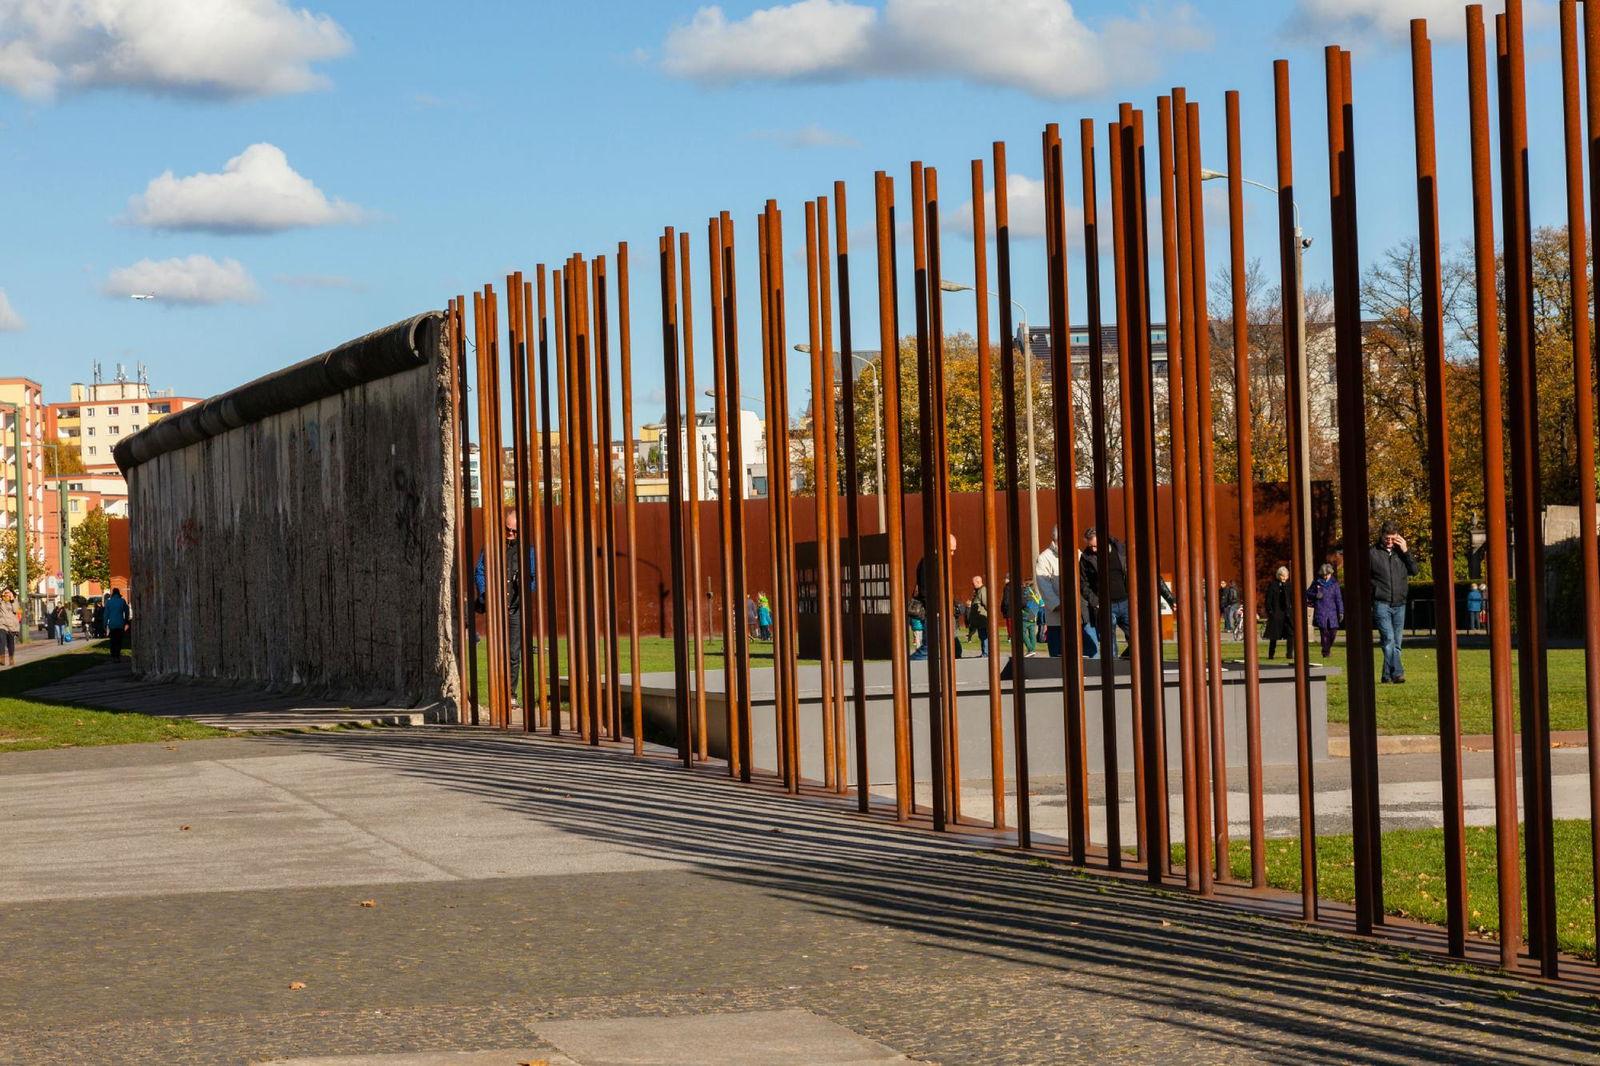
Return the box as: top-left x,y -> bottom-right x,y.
1200,167 -> 1314,570
940,281 -> 1040,569
1,401 -> 29,641
793,344 -> 886,533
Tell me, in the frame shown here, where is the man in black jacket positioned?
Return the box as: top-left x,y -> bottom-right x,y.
1080,526 -> 1133,659
1370,519 -> 1417,683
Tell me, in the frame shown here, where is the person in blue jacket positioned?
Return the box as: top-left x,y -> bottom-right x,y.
102,588 -> 130,660
475,512 -> 538,710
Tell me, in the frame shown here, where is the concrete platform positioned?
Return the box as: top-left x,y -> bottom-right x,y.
621,655 -> 1332,788
25,659 -> 448,732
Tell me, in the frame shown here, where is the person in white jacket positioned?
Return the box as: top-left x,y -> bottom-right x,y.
1035,527 -> 1064,658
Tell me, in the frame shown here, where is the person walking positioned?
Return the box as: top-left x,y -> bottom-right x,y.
911,534 -> 959,663
1022,581 -> 1043,655
1263,566 -> 1295,660
1079,526 -> 1132,659
474,513 -> 538,713
1466,582 -> 1483,634
1371,520 -> 1417,683
102,588 -> 130,660
1036,526 -> 1068,658
53,603 -> 70,645
756,593 -> 773,642
1218,580 -> 1239,640
1306,563 -> 1344,659
0,588 -> 18,667
968,575 -> 990,656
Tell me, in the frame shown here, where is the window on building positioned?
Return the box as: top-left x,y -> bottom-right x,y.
109,426 -> 120,435
107,406 -> 119,415
70,500 -> 79,512
88,446 -> 97,456
131,405 -> 140,414
86,427 -> 95,436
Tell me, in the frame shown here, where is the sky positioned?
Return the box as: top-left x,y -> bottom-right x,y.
0,0 -> 1580,427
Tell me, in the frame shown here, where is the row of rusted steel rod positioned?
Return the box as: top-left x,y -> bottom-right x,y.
448,0 -> 1597,977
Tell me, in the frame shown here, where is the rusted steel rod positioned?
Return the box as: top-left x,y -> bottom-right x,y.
818,194 -> 849,796
911,161 -> 949,830
522,279 -> 550,730
574,256 -> 603,744
1273,59 -> 1318,923
1571,0 -> 1600,960
508,271 -> 537,727
805,200 -> 839,790
678,231 -> 709,761
758,212 -> 789,783
720,212 -> 754,781
925,166 -> 961,824
1182,101 -> 1229,882
875,171 -> 915,822
1111,117 -> 1154,870
991,147 -> 1032,846
971,159 -> 1006,830
561,261 -> 589,741
1326,46 -> 1380,931
1180,96 -> 1217,892
1044,124 -> 1088,862
1123,108 -> 1168,885
1081,118 -> 1125,861
555,266 -> 583,740
616,245 -> 643,754
1224,92 -> 1266,889
834,184 -> 872,811
660,231 -> 693,766
767,201 -> 803,792
1498,2 -> 1558,976
1410,18 -> 1468,957
538,268 -> 564,737
1464,3 -> 1520,969
476,286 -> 512,729
449,297 -> 480,725
1161,97 -> 1202,890
708,217 -> 740,776
594,256 -> 623,742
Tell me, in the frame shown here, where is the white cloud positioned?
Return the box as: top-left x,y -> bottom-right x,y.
662,0 -> 1208,99
125,143 -> 365,234
1288,0 -> 1542,42
950,173 -> 1054,241
749,123 -> 861,149
0,289 -> 23,331
104,255 -> 260,305
0,0 -> 351,101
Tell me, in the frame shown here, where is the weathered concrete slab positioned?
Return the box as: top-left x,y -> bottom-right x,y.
534,1009 -> 916,1065
257,1052 -> 578,1066
0,738 -> 694,903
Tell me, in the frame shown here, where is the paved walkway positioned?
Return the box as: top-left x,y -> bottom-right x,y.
2,728 -> 1597,1064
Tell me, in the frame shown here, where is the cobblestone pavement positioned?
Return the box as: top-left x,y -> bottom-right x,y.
2,730 -> 1598,1064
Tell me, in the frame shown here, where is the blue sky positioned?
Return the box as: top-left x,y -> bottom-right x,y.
0,0 -> 1576,426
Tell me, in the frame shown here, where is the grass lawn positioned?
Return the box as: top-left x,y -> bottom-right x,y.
484,630 -> 1594,737
0,646 -> 230,753
1214,640 -> 1595,737
469,630 -> 1033,703
1177,821 -> 1596,961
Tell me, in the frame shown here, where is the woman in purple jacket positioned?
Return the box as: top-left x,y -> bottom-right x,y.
1306,562 -> 1344,659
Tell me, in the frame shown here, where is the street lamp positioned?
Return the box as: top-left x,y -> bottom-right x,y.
794,344 -> 887,534
1199,167 -> 1314,571
939,280 -> 1041,570
0,401 -> 27,641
